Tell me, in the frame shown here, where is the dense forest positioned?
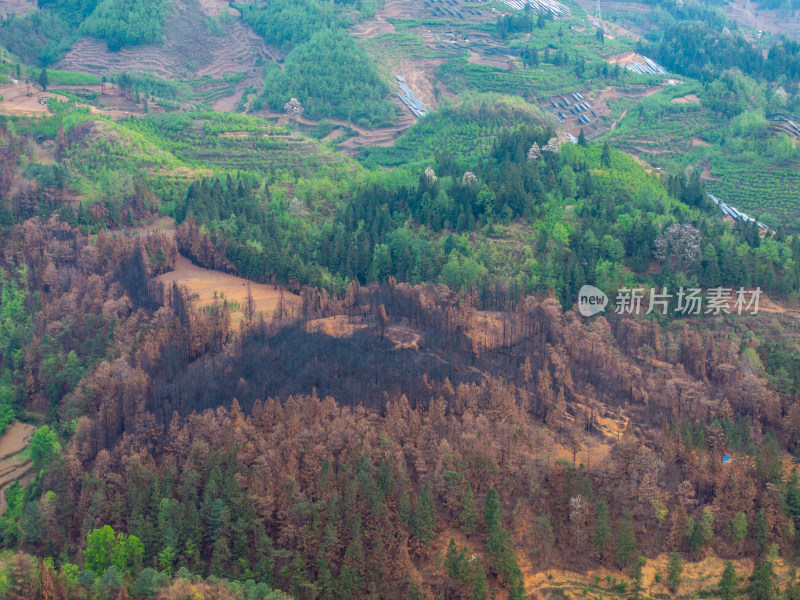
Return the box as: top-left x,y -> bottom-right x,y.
0,0 -> 170,65
79,0 -> 171,50
243,0 -> 395,129
643,23 -> 800,85
167,98 -> 800,309
257,28 -> 395,128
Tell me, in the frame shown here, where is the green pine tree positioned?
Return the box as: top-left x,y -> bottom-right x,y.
592,495 -> 610,560
629,556 -> 646,600
601,142 -> 611,167
578,129 -> 587,145
472,558 -> 489,600
483,488 -> 525,600
749,557 -> 776,600
667,549 -> 683,593
689,520 -> 704,557
461,481 -> 477,534
753,510 -> 770,555
414,483 -> 436,545
38,68 -> 48,92
719,560 -> 738,600
445,538 -> 461,580
615,510 -> 637,569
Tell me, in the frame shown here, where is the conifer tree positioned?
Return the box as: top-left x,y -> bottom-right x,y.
483,488 -> 526,600
750,558 -> 776,600
753,510 -> 770,555
462,481 -> 477,534
719,561 -> 738,600
667,549 -> 683,593
592,495 -> 610,560
472,558 -> 489,600
615,510 -> 637,569
445,538 -> 461,579
414,483 -> 436,545
601,142 -> 611,167
629,556 -> 646,600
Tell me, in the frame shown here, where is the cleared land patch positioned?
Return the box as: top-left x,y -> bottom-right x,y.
157,255 -> 302,323
672,93 -> 701,104
0,422 -> 35,515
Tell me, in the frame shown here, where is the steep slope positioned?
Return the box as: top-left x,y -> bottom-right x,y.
56,0 -> 270,108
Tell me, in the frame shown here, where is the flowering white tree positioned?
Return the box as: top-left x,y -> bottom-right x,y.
284,97 -> 303,117
542,137 -> 561,153
653,223 -> 701,271
527,142 -> 541,162
424,166 -> 437,184
462,171 -> 478,186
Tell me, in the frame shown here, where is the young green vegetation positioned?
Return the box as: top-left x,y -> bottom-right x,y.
438,14 -> 651,98
256,28 -> 395,127
0,0 -> 171,66
0,270 -> 32,434
358,93 -> 548,167
0,11 -> 75,67
243,0 -> 395,127
123,111 -> 351,175
80,0 -> 171,50
607,73 -> 800,228
359,31 -> 451,77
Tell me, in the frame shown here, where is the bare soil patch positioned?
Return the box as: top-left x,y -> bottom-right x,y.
305,317 -> 369,337
0,82 -> 68,116
218,131 -> 254,139
0,422 -> 35,514
467,50 -> 510,69
691,135 -> 711,146
350,16 -> 398,38
0,422 -> 34,460
673,93 -> 701,104
699,162 -> 721,181
157,255 -> 301,323
607,51 -> 657,67
118,215 -> 177,237
256,99 -> 417,154
322,128 -> 345,142
580,85 -> 662,138
392,56 -> 446,110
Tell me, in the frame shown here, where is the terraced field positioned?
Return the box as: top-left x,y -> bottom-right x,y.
609,108 -> 719,156
0,0 -> 33,17
704,166 -> 800,225
253,106 -> 418,156
0,422 -> 35,514
126,114 -> 355,174
57,0 -> 271,108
